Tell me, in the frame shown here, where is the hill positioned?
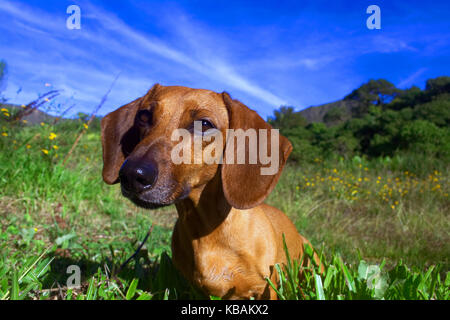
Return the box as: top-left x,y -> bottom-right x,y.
2,103 -> 57,124
297,77 -> 450,125
269,76 -> 450,164
299,99 -> 355,124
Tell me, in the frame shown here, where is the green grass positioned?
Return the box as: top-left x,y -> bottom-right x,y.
268,161 -> 449,271
0,109 -> 448,300
267,237 -> 449,300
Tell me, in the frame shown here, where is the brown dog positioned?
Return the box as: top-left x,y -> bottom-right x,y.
101,84 -> 319,299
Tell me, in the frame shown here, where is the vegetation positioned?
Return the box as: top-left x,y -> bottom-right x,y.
270,76 -> 450,166
0,60 -> 7,103
0,75 -> 448,300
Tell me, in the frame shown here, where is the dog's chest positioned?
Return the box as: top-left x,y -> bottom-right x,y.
192,247 -> 264,298
171,210 -> 275,299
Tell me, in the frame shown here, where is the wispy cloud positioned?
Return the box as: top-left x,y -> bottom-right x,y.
397,68 -> 428,88
0,0 -> 288,116
87,3 -> 288,106
0,0 -> 448,118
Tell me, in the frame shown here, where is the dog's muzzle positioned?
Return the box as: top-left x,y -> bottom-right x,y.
119,159 -> 158,195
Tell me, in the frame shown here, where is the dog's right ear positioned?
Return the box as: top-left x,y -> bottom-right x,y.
101,84 -> 161,184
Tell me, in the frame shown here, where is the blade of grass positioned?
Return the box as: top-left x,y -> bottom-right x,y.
126,278 -> 139,300
163,288 -> 170,300
1,246 -> 51,300
339,256 -> 355,293
314,273 -> 326,300
85,277 -> 97,300
11,271 -> 19,300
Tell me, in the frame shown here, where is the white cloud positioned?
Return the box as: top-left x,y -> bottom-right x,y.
0,0 -> 288,116
397,68 -> 428,88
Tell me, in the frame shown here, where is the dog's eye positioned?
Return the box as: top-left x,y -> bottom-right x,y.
136,110 -> 152,127
192,119 -> 216,135
200,119 -> 215,130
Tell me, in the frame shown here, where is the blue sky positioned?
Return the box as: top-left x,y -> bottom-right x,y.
0,0 -> 449,119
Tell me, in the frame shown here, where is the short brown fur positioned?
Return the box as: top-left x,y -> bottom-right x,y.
101,84 -> 321,299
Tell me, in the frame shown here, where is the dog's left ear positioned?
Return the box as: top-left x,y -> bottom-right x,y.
101,84 -> 161,184
221,92 -> 292,209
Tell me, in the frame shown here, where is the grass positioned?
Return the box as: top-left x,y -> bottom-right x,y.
0,106 -> 449,300
268,160 -> 449,271
267,237 -> 449,300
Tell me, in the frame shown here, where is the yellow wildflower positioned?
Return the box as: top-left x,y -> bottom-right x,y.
0,108 -> 7,112
83,123 -> 89,129
49,132 -> 57,140
1,132 -> 8,137
26,144 -> 31,149
53,145 -> 59,150
41,149 -> 49,155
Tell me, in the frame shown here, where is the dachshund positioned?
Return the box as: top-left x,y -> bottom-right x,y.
101,84 -> 320,299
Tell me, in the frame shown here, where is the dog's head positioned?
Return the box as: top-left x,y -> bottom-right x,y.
101,84 -> 292,210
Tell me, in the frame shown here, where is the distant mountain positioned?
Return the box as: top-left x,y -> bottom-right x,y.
297,79 -> 408,124
5,103 -> 57,124
298,99 -> 358,124
268,76 -> 450,163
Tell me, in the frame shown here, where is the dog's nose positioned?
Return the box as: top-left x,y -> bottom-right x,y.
119,159 -> 158,193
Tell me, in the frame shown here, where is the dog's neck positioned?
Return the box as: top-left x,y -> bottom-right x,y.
175,171 -> 232,239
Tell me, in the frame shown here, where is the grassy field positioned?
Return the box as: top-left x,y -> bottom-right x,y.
0,108 -> 449,300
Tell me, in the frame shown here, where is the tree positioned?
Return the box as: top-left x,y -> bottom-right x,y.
388,86 -> 423,110
345,79 -> 400,117
0,60 -> 7,101
399,120 -> 450,158
425,76 -> 450,96
414,94 -> 450,127
323,106 -> 346,126
268,106 -> 307,130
